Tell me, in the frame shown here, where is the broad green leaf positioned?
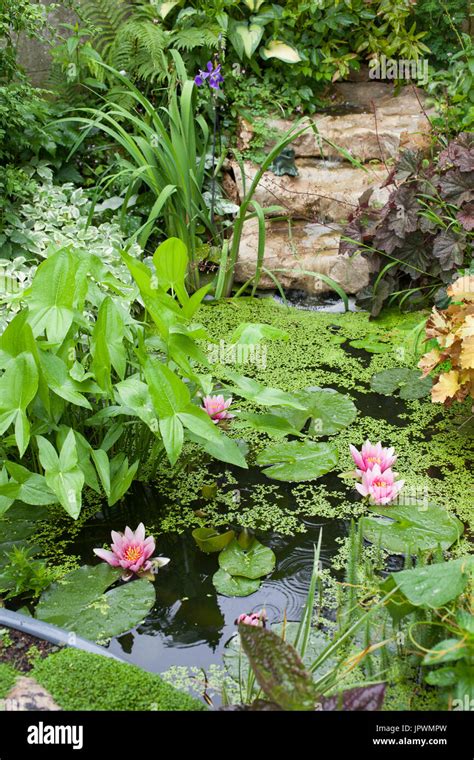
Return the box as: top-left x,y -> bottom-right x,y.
362,503 -> 464,554
114,375 -> 157,430
0,353 -> 38,456
159,415 -> 184,466
423,639 -> 467,665
212,568 -> 260,597
224,371 -> 306,409
39,352 -> 92,409
257,441 -> 338,481
91,296 -> 126,392
144,358 -> 190,417
109,453 -> 139,505
239,625 -> 316,710
152,237 -> 188,293
26,248 -> 87,345
391,556 -> 474,607
1,462 -> 57,505
185,428 -> 249,469
261,40 -> 302,63
218,538 -> 276,580
37,431 -> 85,519
234,23 -> 264,58
35,564 -> 155,642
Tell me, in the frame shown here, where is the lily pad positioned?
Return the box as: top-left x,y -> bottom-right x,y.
349,339 -> 391,354
35,564 -> 156,642
218,538 -> 276,580
256,440 -> 338,482
192,527 -> 235,554
370,368 -> 432,400
361,503 -> 463,554
212,569 -> 260,597
273,387 -> 357,436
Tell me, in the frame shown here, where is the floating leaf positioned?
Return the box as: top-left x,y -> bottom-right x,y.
370,368 -> 432,399
212,568 -> 260,597
36,564 -> 155,642
192,527 -> 235,554
230,322 -> 289,345
218,538 -> 275,580
273,387 -> 357,435
257,441 -> 338,481
361,503 -> 464,554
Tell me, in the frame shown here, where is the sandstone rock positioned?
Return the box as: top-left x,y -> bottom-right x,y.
234,218 -> 376,295
5,676 -> 61,711
239,86 -> 432,164
231,159 -> 390,222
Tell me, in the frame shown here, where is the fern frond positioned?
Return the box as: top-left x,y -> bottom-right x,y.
79,0 -> 131,56
170,26 -> 220,51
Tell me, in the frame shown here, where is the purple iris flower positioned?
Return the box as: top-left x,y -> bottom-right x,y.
195,60 -> 224,90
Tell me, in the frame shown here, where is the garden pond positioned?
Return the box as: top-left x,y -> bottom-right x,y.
18,296 -> 472,701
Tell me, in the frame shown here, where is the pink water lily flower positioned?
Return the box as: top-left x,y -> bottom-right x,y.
350,440 -> 397,475
355,465 -> 405,506
93,523 -> 169,581
236,610 -> 267,628
201,394 -> 234,423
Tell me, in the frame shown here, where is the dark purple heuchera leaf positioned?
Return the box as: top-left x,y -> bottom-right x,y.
395,149 -> 422,181
432,231 -> 467,270
457,201 -> 474,232
320,683 -> 386,711
439,169 -> 474,205
238,623 -> 317,711
439,133 -> 474,173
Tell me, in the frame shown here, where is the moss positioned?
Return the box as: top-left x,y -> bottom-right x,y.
32,648 -> 207,711
0,662 -> 17,698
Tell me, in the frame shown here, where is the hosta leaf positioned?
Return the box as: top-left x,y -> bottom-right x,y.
218,538 -> 276,580
212,569 -> 260,597
234,23 -> 264,59
261,40 -> 302,63
257,441 -> 338,481
35,564 -> 155,642
361,502 -> 464,554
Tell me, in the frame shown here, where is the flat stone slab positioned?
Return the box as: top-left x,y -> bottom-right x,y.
234,218 -> 377,295
231,159 -> 390,223
4,677 -> 61,711
239,86 -> 432,164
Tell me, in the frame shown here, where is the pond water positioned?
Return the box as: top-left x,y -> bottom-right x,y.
69,381 -> 412,678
